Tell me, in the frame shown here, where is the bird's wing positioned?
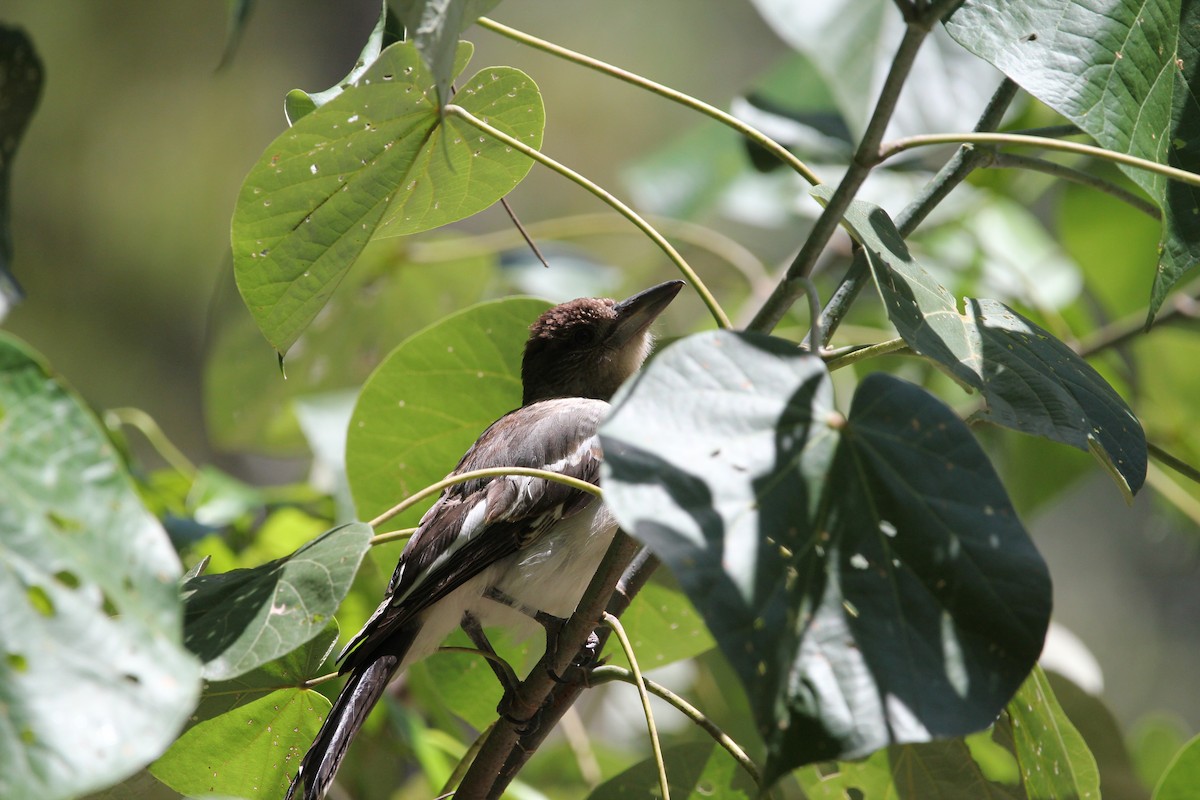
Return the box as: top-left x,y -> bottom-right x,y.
339,397 -> 609,668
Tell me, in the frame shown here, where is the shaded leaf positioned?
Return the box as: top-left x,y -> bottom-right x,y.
0,333 -> 201,799
183,522 -> 372,679
945,0 -> 1200,322
232,39 -> 544,354
601,330 -> 1050,784
346,297 -> 549,521
394,0 -> 503,105
0,26 -> 43,316
284,0 -> 405,125
1002,667 -> 1100,800
819,186 -> 1147,499
588,741 -> 756,800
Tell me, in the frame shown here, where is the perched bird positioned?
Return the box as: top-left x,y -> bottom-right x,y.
287,280 -> 684,800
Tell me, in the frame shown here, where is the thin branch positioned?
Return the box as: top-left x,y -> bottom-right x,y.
602,612 -> 670,800
476,17 -> 820,185
444,104 -> 732,330
749,21 -> 931,333
368,526 -> 417,546
1146,462 -> 1200,527
880,132 -> 1200,189
985,151 -> 1160,219
105,407 -> 197,477
1149,443 -> 1200,486
816,77 -> 1021,346
1074,280 -> 1200,358
590,665 -> 762,786
367,466 -> 601,529
823,337 -> 911,371
498,196 -> 552,268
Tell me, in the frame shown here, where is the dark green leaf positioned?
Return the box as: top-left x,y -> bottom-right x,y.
1153,732 -> 1200,800
819,186 -> 1147,500
601,330 -> 1051,784
945,1 -> 1200,322
183,522 -> 372,679
1003,667 -> 1100,800
0,26 -> 43,313
284,0 -> 405,125
346,297 -> 549,521
232,39 -> 544,354
588,741 -> 756,800
0,333 -> 201,799
394,0 -> 503,105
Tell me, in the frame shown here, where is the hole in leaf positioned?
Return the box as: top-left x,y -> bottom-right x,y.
6,652 -> 28,672
26,586 -> 54,617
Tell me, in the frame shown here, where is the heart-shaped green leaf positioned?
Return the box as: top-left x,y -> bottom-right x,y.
0,333 -> 201,799
946,0 -> 1200,323
232,39 -> 544,354
183,522 -> 372,679
600,330 -> 1051,785
346,296 -> 549,522
817,186 -> 1147,500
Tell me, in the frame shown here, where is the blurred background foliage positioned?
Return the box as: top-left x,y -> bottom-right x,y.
3,1 -> 1199,797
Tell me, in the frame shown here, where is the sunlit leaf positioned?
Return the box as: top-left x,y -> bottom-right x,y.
1002,667 -> 1100,800
946,0 -> 1200,323
601,330 -> 1051,784
1152,732 -> 1200,800
232,39 -> 544,354
0,333 -> 201,799
588,741 -> 756,800
603,581 -> 715,671
183,522 -> 372,679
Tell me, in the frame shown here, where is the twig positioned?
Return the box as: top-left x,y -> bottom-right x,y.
823,337 -> 911,371
368,526 -> 417,546
104,407 -> 197,477
1074,281 -> 1200,357
1149,442 -> 1200,486
444,104 -> 732,330
476,17 -> 820,185
590,665 -> 762,786
603,612 -> 670,800
498,196 -> 552,268
985,151 -> 1160,219
749,21 -> 931,333
367,466 -> 601,529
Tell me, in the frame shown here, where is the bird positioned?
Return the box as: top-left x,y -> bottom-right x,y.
286,279 -> 684,800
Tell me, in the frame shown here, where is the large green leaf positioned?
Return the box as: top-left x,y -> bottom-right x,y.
151,625 -> 338,798
394,0 -> 504,105
820,186 -> 1147,500
0,333 -> 201,799
945,0 -> 1200,322
183,522 -> 372,679
346,296 -> 549,521
232,39 -> 544,354
0,25 -> 43,314
600,330 -> 1051,785
603,581 -> 715,671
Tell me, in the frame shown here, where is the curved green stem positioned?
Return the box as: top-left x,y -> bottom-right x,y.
105,407 -> 197,477
444,104 -> 732,329
299,670 -> 342,690
476,17 -> 820,185
880,132 -> 1200,189
823,337 -> 911,371
368,466 -> 601,529
602,612 -> 670,800
986,151 -> 1160,219
590,665 -> 762,786
368,526 -> 417,547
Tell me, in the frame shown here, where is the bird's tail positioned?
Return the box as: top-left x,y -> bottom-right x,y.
285,650 -> 403,800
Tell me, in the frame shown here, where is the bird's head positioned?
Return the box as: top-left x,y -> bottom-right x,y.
521,280 -> 684,405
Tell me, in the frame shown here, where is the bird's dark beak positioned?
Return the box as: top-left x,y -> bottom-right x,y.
611,280 -> 685,346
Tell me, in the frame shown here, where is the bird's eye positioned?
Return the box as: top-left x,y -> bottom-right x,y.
571,326 -> 597,346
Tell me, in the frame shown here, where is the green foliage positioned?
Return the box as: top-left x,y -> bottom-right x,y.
5,0 -> 1200,798
0,25 -> 41,307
